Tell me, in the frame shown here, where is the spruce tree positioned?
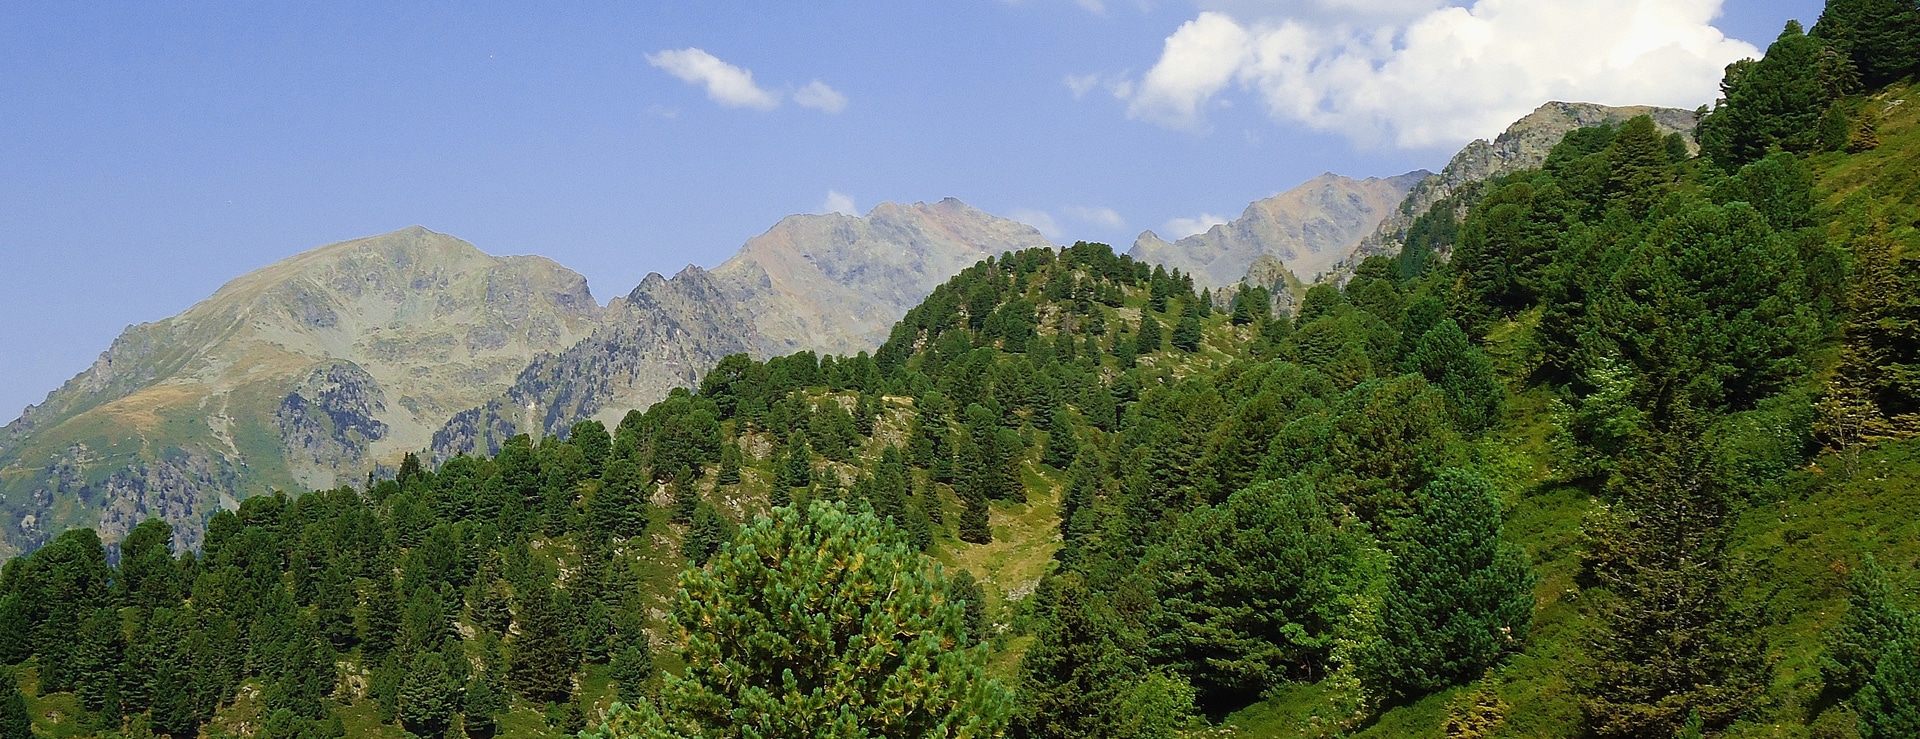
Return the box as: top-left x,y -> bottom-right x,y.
1360,469 -> 1534,702
508,591 -> 578,704
779,431 -> 813,491
594,501 -> 1011,738
1171,303 -> 1203,352
611,641 -> 656,705
1823,554 -> 1916,698
1043,407 -> 1079,469
1813,0 -> 1920,88
668,468 -> 698,524
1409,319 -> 1505,434
716,443 -> 742,486
1,671 -> 31,739
1136,312 -> 1163,355
397,652 -> 458,737
1859,635 -> 1920,739
572,418 -> 614,478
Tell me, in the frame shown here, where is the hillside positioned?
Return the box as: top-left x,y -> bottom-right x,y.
0,227 -> 603,554
3,7 -> 1918,739
428,198 -> 1055,458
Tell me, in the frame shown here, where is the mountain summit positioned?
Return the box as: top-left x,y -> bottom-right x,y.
0,227 -> 602,553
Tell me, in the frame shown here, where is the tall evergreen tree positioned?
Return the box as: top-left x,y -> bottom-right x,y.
398,652 -> 459,737
1823,554 -> 1916,699
508,591 -> 578,704
1813,0 -> 1920,88
1360,469 -> 1534,702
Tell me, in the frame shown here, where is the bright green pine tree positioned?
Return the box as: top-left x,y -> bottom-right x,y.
1360,469 -> 1534,702
1408,318 -> 1505,435
1697,21 -> 1856,168
588,501 -> 1011,739
1017,573 -> 1195,739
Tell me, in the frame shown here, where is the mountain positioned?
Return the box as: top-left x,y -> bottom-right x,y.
0,227 -> 602,555
1352,101 -> 1700,263
430,198 -> 1054,457
1128,171 -> 1429,288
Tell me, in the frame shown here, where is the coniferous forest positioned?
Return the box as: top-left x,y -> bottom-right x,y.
6,2 -> 1920,737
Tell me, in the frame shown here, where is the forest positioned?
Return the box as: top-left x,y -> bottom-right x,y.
4,1 -> 1920,737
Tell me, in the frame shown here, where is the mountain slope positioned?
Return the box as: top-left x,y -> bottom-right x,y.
430,198 -> 1054,457
1129,171 -> 1428,288
1355,101 -> 1700,262
0,227 -> 602,554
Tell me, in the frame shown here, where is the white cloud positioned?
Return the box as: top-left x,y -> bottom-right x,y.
647,48 -> 780,110
1125,12 -> 1252,130
823,190 -> 857,216
1065,74 -> 1102,99
1164,212 -> 1228,238
1063,206 -> 1127,230
1010,208 -> 1066,240
794,80 -> 849,113
1119,0 -> 1759,147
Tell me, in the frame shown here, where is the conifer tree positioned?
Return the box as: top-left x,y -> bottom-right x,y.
779,431 -> 813,491
1172,303 -> 1203,352
508,591 -> 578,704
1813,0 -> 1920,88
1823,554 -> 1916,698
681,503 -> 734,567
1043,407 -> 1079,469
1360,469 -> 1534,702
1409,319 -> 1505,434
611,641 -> 656,705
593,501 -> 1010,738
572,419 -> 613,478
398,652 -> 458,737
1859,636 -> 1920,739
716,442 -> 742,486
668,467 -> 698,525
0,671 -> 31,739
1136,313 -> 1163,355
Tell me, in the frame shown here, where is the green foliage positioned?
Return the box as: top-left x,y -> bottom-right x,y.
1146,478 -> 1360,708
0,672 -> 29,739
1360,469 -> 1534,703
1824,554 -> 1917,699
601,501 -> 1012,738
1698,21 -> 1858,169
1858,634 -> 1920,738
1017,574 -> 1196,739
1813,0 -> 1920,88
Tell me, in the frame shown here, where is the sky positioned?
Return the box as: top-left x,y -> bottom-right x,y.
0,0 -> 1823,420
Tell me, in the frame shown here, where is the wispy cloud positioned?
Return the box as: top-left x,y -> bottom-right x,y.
794,80 -> 849,113
1063,206 -> 1126,230
822,190 -> 858,216
1164,212 -> 1228,239
1010,208 -> 1065,240
647,48 -> 780,110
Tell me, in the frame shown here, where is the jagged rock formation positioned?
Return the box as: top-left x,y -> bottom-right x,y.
1129,171 -> 1429,288
432,198 -> 1054,456
0,227 -> 601,555
1354,101 -> 1700,262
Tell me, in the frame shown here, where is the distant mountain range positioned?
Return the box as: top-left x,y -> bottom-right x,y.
0,101 -> 1700,557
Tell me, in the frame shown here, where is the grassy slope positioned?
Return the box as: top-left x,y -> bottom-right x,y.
1221,81 -> 1920,738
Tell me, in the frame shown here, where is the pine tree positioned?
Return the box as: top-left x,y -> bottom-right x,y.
1136,312 -> 1163,355
681,503 -> 735,566
1859,634 -> 1920,738
1360,469 -> 1534,702
1577,424 -> 1768,737
779,431 -> 813,491
668,467 -> 698,524
1409,319 -> 1505,434
1043,407 -> 1079,469
116,518 -> 180,610
597,501 -> 1011,738
398,652 -> 458,737
1,670 -> 32,739
1823,554 -> 1916,698
462,675 -> 503,739
571,419 -> 613,478
716,443 -> 742,486
611,642 -> 656,705
1172,303 -> 1203,352
1813,0 -> 1920,88
946,570 -> 988,645
508,591 -> 578,704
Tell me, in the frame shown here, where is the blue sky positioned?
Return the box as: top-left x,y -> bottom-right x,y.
0,0 -> 1822,419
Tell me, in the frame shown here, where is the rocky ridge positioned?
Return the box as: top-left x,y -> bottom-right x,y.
1129,171 -> 1429,289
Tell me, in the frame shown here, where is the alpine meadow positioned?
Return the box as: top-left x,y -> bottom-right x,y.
4,1 -> 1920,738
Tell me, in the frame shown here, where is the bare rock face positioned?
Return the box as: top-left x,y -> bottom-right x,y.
1129,172 -> 1429,288
0,227 -> 601,555
430,198 -> 1054,457
1356,102 -> 1700,260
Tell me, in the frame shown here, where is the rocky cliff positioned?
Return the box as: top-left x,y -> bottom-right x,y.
0,227 -> 602,555
1129,171 -> 1428,288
